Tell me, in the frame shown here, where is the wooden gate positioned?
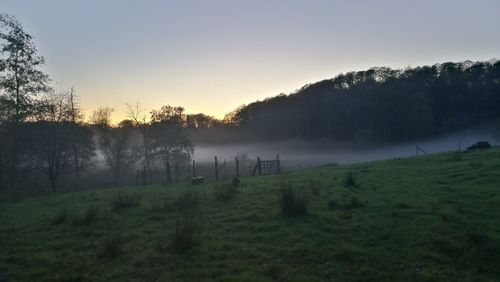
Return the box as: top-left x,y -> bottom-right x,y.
252,155 -> 280,176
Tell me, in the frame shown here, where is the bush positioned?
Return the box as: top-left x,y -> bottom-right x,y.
449,152 -> 463,162
175,190 -> 199,213
345,172 -> 357,187
279,181 -> 307,217
232,177 -> 241,187
172,218 -> 201,253
100,233 -> 124,258
215,183 -> 238,201
52,209 -> 68,225
328,199 -> 339,210
111,192 -> 141,210
74,205 -> 99,225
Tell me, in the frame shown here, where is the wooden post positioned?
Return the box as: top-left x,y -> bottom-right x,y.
144,166 -> 148,185
175,163 -> 180,183
166,161 -> 172,184
235,156 -> 239,177
192,160 -> 196,178
257,157 -> 262,176
214,156 -> 219,181
276,154 -> 280,174
223,159 -> 227,179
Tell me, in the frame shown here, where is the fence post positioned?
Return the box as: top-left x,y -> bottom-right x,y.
223,159 -> 227,179
166,161 -> 172,184
257,157 -> 262,176
175,163 -> 180,183
192,160 -> 196,178
214,156 -> 219,181
142,166 -> 147,185
276,154 -> 280,174
235,156 -> 239,177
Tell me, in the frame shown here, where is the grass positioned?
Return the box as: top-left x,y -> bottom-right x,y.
111,192 -> 141,210
1,148 -> 500,281
73,204 -> 99,225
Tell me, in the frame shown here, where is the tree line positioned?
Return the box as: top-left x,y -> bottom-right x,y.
223,60 -> 500,143
0,15 -> 194,193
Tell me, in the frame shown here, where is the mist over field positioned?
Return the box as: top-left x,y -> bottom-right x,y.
194,128 -> 498,170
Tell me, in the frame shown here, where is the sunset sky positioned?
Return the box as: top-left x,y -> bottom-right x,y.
2,0 -> 500,122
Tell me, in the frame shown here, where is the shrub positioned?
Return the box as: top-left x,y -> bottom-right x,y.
175,190 -> 199,213
232,177 -> 241,187
215,183 -> 238,201
328,199 -> 339,210
52,209 -> 68,225
345,172 -> 357,187
449,152 -> 463,162
279,181 -> 307,217
111,192 -> 141,210
74,205 -> 99,225
171,218 -> 201,253
100,233 -> 124,258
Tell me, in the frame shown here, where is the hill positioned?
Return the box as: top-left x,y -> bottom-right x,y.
216,60 -> 500,143
1,148 -> 500,281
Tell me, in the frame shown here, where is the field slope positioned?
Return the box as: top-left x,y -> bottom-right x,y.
1,148 -> 500,281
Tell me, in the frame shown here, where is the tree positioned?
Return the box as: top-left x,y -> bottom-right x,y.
23,121 -> 73,192
89,107 -> 114,128
21,91 -> 94,192
99,120 -> 138,184
66,88 -> 90,177
0,14 -> 52,187
126,102 -> 155,184
150,105 -> 192,184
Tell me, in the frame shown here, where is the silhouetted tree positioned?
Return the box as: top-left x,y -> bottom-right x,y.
99,120 -> 138,184
22,121 -> 73,192
126,102 -> 155,184
89,107 -> 114,128
150,105 -> 193,184
0,14 -> 52,187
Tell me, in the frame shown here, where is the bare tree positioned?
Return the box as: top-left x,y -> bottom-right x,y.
126,102 -> 155,184
66,88 -> 91,177
23,121 -> 73,192
99,120 -> 138,184
89,107 -> 114,128
22,91 -> 94,192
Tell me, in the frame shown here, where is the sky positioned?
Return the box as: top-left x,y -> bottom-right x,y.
2,0 -> 500,122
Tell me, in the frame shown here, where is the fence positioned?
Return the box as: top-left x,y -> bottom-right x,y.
134,154 -> 281,185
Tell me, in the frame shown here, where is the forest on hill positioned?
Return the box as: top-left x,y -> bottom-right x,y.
210,60 -> 500,143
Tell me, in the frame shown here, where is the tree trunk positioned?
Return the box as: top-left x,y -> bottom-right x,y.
0,157 -> 4,190
9,129 -> 18,189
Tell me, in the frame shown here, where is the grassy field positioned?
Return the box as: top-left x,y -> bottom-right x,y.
1,148 -> 500,281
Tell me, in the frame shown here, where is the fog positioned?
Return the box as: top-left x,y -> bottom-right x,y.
194,128 -> 497,171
